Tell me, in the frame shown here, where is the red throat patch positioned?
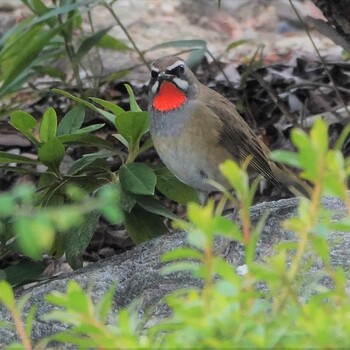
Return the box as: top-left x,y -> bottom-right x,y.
153,81 -> 187,111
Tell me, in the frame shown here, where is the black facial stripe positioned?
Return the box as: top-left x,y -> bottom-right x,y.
151,69 -> 159,79
165,64 -> 185,77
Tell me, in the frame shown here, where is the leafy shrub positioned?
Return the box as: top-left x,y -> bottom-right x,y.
0,86 -> 198,281
1,119 -> 350,348
0,0 -> 133,115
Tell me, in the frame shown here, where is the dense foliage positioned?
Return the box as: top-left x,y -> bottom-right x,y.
1,119 -> 350,348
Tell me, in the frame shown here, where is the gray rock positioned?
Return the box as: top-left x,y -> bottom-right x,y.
0,196 -> 349,347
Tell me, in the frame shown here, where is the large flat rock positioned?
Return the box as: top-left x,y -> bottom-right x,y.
0,196 -> 349,347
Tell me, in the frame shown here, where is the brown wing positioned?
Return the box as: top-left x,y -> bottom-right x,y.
203,88 -> 282,187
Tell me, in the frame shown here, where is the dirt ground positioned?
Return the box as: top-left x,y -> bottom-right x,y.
0,0 -> 338,80
92,0 -> 340,81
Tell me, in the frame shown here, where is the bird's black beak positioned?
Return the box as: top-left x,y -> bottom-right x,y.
158,72 -> 174,82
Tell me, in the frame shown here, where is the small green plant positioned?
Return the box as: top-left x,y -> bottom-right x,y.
0,0 -> 134,115
1,119 -> 350,348
0,183 -> 122,285
0,280 -> 36,349
0,86 -> 198,280
0,1 -> 216,119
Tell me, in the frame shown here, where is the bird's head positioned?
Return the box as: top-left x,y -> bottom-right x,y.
148,56 -> 197,112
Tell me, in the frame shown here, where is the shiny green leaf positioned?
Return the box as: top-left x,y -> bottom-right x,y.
39,107 -> 57,142
120,163 -> 156,195
57,104 -> 85,135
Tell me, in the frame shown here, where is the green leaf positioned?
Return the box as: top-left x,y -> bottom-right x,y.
269,150 -> 301,169
68,151 -> 113,175
39,107 -> 57,142
15,215 -> 55,260
5,343 -> 26,350
155,167 -> 199,204
52,89 -> 99,112
0,193 -> 15,217
119,188 -> 136,212
330,218 -> 350,232
57,104 -> 85,135
325,150 -> 346,198
124,204 -> 167,243
135,195 -> 177,220
38,137 -> 65,172
0,0 -> 98,48
57,133 -> 115,150
0,281 -> 15,309
162,247 -> 203,262
147,39 -> 207,51
96,34 -> 131,51
226,39 -> 248,51
25,305 -> 38,338
124,84 -> 142,112
0,24 -> 42,78
119,163 -> 156,195
219,160 -> 249,199
112,133 -> 128,148
0,25 -> 63,96
160,261 -> 200,275
291,129 -> 317,180
96,107 -> 117,125
10,111 -> 39,146
34,66 -> 66,80
28,0 -> 54,19
65,211 -> 101,270
310,118 -> 328,155
3,260 -> 45,287
98,183 -> 124,224
74,123 -> 105,134
73,27 -> 111,63
115,111 -> 149,149
0,68 -> 36,97
185,48 -> 206,70
90,97 -> 125,116
0,152 -> 39,165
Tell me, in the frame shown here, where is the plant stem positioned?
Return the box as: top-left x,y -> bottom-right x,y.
203,243 -> 213,312
87,9 -> 104,93
103,3 -> 151,72
273,180 -> 323,314
11,308 -> 32,350
57,14 -> 84,95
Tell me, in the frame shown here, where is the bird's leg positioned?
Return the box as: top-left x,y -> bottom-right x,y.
198,191 -> 208,206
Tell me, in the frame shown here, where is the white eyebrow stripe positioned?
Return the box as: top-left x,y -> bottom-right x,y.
173,77 -> 189,90
151,66 -> 160,72
151,80 -> 159,94
166,60 -> 185,71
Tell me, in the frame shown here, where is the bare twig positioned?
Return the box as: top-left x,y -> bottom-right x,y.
289,82 -> 350,95
252,71 -> 299,125
87,10 -> 104,93
102,3 -> 151,72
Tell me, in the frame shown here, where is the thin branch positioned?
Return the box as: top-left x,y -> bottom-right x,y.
252,71 -> 299,125
87,9 -> 104,93
103,3 -> 151,71
289,82 -> 350,95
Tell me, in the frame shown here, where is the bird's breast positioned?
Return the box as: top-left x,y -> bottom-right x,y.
149,104 -> 231,192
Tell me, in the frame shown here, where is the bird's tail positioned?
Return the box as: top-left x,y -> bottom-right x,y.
271,162 -> 312,198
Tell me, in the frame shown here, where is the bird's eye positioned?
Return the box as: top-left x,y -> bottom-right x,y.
151,69 -> 159,79
177,64 -> 185,75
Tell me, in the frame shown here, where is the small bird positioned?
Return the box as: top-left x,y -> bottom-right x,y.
148,56 -> 310,198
